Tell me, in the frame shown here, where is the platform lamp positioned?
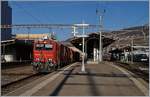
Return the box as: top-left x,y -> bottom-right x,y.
96,9 -> 106,63
73,21 -> 89,72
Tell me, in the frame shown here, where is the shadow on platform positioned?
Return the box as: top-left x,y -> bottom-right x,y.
49,63 -> 142,96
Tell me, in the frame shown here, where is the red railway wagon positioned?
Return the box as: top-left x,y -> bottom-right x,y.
32,38 -> 79,73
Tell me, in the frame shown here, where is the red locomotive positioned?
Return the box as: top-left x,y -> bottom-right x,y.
32,38 -> 80,73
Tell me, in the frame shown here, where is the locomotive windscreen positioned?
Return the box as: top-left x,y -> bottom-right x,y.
45,44 -> 53,50
35,44 -> 53,50
35,44 -> 44,50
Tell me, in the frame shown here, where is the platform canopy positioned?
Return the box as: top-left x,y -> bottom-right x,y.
67,32 -> 114,48
1,39 -> 16,46
66,32 -> 115,60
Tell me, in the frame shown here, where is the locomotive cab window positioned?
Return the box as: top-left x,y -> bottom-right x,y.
35,44 -> 44,50
35,43 -> 53,50
44,44 -> 53,50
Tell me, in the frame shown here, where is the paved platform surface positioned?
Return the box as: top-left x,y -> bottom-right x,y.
5,62 -> 148,96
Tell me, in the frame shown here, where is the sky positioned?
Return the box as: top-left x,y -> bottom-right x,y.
9,1 -> 149,41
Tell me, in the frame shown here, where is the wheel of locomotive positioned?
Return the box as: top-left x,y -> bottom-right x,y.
32,62 -> 41,72
33,65 -> 37,71
47,65 -> 52,72
32,62 -> 36,70
46,62 -> 53,72
51,64 -> 56,71
53,65 -> 56,70
57,64 -> 61,69
54,65 -> 57,71
55,63 -> 61,71
36,62 -> 42,72
57,58 -> 61,69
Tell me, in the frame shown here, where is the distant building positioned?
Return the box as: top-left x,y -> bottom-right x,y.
15,33 -> 56,40
1,1 -> 12,41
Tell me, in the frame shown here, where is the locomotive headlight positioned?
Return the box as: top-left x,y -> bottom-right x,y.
48,59 -> 52,61
35,58 -> 40,61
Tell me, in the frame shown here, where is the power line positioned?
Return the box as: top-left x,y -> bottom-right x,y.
11,3 -> 56,25
130,13 -> 148,27
14,3 -> 43,24
12,2 -> 97,7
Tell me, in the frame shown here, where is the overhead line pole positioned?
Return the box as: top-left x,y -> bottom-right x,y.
97,9 -> 105,63
99,15 -> 102,62
131,36 -> 134,64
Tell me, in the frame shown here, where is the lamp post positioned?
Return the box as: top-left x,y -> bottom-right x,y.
74,21 -> 89,72
131,36 -> 134,64
96,9 -> 105,63
99,15 -> 102,62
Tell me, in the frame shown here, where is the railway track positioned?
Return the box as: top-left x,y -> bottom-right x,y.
2,73 -> 38,87
114,62 -> 149,83
1,73 -> 45,95
2,61 -> 32,69
2,62 -> 79,96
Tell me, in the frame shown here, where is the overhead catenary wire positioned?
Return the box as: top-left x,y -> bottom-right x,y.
13,3 -> 43,24
126,14 -> 149,29
1,24 -> 148,33
13,2 -> 98,7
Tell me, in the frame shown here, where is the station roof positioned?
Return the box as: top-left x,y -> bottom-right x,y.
1,39 -> 16,46
15,34 -> 49,40
67,32 -> 115,47
61,41 -> 82,54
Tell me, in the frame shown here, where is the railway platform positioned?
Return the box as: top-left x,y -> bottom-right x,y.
4,61 -> 149,96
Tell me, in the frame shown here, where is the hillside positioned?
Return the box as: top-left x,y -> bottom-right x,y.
104,25 -> 149,49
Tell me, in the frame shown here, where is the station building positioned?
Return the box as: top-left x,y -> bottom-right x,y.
1,1 -> 12,41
